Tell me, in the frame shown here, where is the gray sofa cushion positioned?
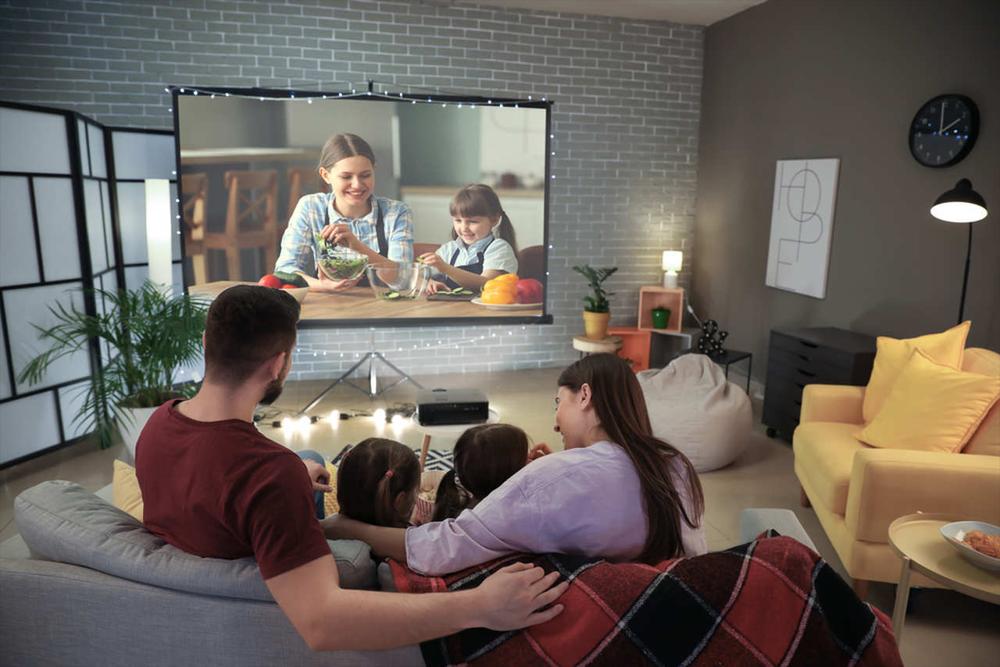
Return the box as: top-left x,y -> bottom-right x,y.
15,480 -> 376,600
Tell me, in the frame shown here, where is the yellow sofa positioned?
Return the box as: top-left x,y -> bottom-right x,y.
793,347 -> 1000,598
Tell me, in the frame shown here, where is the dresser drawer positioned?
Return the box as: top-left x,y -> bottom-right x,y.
768,352 -> 854,385
770,330 -> 857,372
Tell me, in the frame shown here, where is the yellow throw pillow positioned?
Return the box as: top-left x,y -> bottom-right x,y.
857,349 -> 1000,453
323,461 -> 340,517
112,459 -> 144,521
862,321 -> 970,423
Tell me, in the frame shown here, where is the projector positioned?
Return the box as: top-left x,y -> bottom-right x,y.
416,388 -> 489,426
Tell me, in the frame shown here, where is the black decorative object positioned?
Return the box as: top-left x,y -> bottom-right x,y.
697,319 -> 728,358
929,178 -> 989,324
909,94 -> 979,168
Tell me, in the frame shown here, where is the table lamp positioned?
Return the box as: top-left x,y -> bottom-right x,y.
662,250 -> 683,288
929,178 -> 989,324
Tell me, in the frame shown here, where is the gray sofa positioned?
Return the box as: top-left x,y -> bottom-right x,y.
0,480 -> 816,667
0,481 -> 422,666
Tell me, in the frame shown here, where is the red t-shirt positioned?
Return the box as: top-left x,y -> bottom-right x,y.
135,400 -> 331,579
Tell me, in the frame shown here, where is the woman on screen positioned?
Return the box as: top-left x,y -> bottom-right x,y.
274,133 -> 414,292
322,353 -> 706,575
419,184 -> 519,294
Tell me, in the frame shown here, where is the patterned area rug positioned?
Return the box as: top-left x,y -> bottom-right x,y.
331,445 -> 454,471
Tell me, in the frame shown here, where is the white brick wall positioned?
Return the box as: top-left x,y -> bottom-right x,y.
0,0 -> 703,379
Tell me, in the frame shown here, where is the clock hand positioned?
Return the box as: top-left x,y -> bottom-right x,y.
942,117 -> 961,132
939,100 -> 946,132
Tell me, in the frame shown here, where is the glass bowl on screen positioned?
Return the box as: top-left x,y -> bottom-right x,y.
366,263 -> 431,300
317,244 -> 369,281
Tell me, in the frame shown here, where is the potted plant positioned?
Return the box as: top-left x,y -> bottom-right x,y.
17,282 -> 208,455
572,264 -> 618,340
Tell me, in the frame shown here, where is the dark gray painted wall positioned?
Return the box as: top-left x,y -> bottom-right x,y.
695,0 -> 999,381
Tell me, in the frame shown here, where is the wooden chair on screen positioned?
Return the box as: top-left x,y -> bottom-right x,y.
285,167 -> 326,248
180,173 -> 208,284
203,170 -> 278,281
516,244 -> 545,282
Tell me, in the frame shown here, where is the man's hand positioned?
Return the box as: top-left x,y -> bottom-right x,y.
528,442 -> 552,462
303,459 -> 332,493
474,563 -> 568,630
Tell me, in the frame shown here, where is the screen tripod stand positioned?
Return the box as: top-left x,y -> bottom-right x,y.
296,331 -> 424,414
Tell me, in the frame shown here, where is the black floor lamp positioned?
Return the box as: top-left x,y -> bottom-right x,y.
930,178 -> 989,325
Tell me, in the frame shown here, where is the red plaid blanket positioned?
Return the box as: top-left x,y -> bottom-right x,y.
390,533 -> 902,666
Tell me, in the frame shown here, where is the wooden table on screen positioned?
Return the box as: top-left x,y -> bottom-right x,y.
187,281 -> 543,321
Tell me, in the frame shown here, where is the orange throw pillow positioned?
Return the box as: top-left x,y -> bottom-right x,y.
862,321 -> 970,423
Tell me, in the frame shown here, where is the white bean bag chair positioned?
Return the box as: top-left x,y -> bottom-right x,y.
636,354 -> 752,472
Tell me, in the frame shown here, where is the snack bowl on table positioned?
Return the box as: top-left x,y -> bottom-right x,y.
940,520 -> 1000,571
317,245 -> 369,282
366,262 -> 431,301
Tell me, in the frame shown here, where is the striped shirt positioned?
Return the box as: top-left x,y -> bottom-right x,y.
275,193 -> 414,275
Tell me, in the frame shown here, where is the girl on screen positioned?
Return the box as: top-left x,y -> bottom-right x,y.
274,133 -> 414,292
418,184 -> 519,294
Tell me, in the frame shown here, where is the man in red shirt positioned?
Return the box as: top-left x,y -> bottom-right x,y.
136,285 -> 566,651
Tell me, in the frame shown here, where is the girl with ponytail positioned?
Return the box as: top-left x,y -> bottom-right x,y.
418,184 -> 520,294
336,438 -> 420,528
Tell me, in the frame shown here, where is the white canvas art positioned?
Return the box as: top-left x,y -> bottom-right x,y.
765,158 -> 840,299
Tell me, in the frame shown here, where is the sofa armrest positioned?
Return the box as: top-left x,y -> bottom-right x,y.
800,384 -> 866,424
845,448 -> 1000,543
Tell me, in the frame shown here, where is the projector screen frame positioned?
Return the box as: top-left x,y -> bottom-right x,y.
171,85 -> 554,328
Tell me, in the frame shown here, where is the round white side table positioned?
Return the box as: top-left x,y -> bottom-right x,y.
572,335 -> 623,356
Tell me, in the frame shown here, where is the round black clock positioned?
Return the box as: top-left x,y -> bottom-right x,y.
909,94 -> 979,168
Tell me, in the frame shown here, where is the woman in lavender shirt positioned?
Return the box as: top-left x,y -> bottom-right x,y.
324,354 -> 706,574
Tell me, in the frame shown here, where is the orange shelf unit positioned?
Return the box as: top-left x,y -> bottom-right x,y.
637,287 -> 684,332
609,326 -> 652,372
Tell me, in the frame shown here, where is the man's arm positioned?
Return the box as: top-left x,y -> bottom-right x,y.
321,514 -> 406,561
265,554 -> 567,651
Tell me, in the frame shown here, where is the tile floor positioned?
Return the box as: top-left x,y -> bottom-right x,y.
2,366 -> 997,665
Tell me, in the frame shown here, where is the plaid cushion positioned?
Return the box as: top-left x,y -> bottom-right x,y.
390,533 -> 902,667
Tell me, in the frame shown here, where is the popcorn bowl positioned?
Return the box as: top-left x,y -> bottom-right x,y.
366,263 -> 431,300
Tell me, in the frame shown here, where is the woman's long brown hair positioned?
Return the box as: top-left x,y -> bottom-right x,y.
557,353 -> 704,562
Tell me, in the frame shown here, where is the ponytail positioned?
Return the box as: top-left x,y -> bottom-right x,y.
496,211 -> 519,255
431,470 -> 473,522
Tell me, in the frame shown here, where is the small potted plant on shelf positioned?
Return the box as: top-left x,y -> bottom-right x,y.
572,264 -> 618,340
17,282 -> 208,455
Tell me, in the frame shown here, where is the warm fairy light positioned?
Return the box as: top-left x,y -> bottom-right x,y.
373,408 -> 387,423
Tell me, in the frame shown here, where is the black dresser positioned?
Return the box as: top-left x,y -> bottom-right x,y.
763,327 -> 877,440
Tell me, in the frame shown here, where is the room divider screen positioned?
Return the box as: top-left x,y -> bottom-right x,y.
0,101 -> 177,467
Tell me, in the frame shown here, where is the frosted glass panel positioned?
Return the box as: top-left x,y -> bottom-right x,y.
117,182 -> 147,264
172,262 -> 183,296
124,264 -> 149,291
0,176 -> 40,286
78,118 -> 90,177
58,380 -> 92,439
171,181 -> 181,260
89,123 -> 107,178
0,392 -> 61,464
112,131 -> 175,180
84,180 -> 108,273
0,107 -> 70,175
34,177 -> 82,281
101,181 -> 114,266
7,282 -> 90,393
0,323 -> 10,400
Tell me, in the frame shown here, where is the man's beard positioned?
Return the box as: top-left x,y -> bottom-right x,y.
259,377 -> 285,405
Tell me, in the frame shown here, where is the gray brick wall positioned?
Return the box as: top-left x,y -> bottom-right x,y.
0,0 -> 703,380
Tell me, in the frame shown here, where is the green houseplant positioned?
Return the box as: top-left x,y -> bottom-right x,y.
572,264 -> 618,340
17,282 -> 208,452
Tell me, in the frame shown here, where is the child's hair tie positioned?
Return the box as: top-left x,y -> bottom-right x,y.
384,469 -> 394,479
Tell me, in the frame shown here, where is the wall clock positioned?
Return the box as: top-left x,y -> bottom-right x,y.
909,94 -> 979,168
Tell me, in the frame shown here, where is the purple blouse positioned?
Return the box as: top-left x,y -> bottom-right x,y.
404,440 -> 706,575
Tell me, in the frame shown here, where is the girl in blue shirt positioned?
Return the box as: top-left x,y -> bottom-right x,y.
419,184 -> 519,294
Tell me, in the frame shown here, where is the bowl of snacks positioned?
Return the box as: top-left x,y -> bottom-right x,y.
366,262 -> 431,301
315,234 -> 368,281
940,521 -> 1000,571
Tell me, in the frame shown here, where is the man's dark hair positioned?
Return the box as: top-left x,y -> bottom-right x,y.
203,285 -> 300,386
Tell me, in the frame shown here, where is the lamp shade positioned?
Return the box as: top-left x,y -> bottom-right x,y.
930,178 -> 988,223
662,250 -> 683,272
